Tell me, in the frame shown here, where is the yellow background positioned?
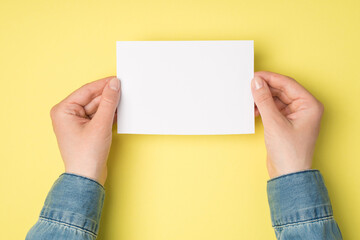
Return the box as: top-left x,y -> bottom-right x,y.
1,0 -> 359,239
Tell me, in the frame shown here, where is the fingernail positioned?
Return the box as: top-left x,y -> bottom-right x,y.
254,76 -> 264,90
109,77 -> 120,91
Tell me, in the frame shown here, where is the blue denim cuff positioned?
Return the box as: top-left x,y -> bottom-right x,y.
39,173 -> 105,236
267,170 -> 333,228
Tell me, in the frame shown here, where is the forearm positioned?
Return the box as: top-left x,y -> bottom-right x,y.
26,173 -> 105,240
267,170 -> 342,239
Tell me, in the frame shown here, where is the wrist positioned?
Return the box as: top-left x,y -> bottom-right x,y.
267,161 -> 312,179
269,168 -> 312,179
65,166 -> 107,186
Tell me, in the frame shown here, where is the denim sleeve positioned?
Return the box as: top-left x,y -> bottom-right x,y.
26,173 -> 105,240
267,170 -> 342,239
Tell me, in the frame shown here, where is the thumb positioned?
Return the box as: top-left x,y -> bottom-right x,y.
92,77 -> 121,127
251,76 -> 282,123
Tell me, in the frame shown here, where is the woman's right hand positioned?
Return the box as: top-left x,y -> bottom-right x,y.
251,71 -> 324,179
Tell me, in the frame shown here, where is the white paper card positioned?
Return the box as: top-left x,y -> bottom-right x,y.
117,40 -> 254,135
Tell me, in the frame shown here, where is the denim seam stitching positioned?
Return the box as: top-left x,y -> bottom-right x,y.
267,169 -> 319,183
39,216 -> 97,237
273,204 -> 332,214
41,207 -> 98,225
273,215 -> 334,229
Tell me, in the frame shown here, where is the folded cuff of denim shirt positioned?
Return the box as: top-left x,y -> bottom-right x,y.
267,170 -> 333,228
39,173 -> 105,236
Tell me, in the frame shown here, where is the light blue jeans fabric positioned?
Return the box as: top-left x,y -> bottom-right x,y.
26,173 -> 104,240
26,170 -> 342,239
267,170 -> 342,239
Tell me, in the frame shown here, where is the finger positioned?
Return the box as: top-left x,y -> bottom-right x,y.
84,95 -> 102,116
274,97 -> 294,116
89,113 -> 95,119
92,77 -> 121,128
251,76 -> 283,123
272,94 -> 300,117
255,71 -> 313,100
64,76 -> 116,106
274,96 -> 287,112
280,105 -> 293,117
270,87 -> 292,105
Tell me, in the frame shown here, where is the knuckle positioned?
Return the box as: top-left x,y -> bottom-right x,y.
50,105 -> 59,119
316,101 -> 324,115
283,74 -> 295,81
102,97 -> 115,105
256,92 -> 273,105
254,70 -> 267,76
82,82 -> 92,89
83,87 -> 94,98
310,99 -> 324,118
79,83 -> 96,98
